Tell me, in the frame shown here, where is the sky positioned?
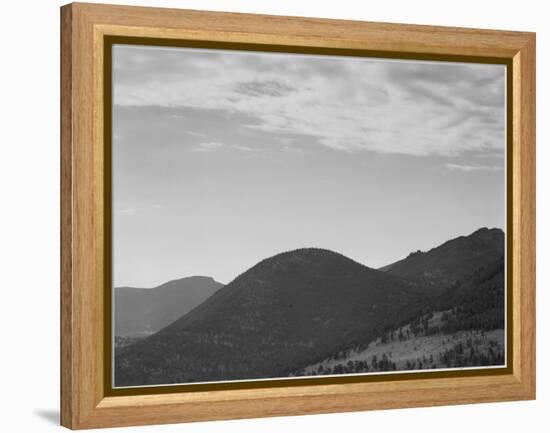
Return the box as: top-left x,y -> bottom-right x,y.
112,44 -> 506,287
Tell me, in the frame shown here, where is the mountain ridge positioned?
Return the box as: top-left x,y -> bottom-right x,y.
114,276 -> 223,337
379,227 -> 504,295
115,248 -> 426,386
114,227 -> 506,386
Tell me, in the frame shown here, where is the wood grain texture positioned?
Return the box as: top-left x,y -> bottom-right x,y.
511,34 -> 536,396
60,4 -> 74,429
60,2 -> 536,429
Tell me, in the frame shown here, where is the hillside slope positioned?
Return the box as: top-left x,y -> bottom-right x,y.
435,256 -> 505,333
298,256 -> 506,375
380,227 -> 504,295
114,276 -> 223,337
115,248 -> 425,386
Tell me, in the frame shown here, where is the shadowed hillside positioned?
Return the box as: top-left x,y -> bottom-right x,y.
296,256 -> 505,376
115,248 -> 426,386
114,228 -> 506,386
435,256 -> 505,333
380,228 -> 504,295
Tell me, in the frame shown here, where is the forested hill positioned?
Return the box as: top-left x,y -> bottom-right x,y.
380,227 -> 504,295
114,228 -> 506,386
115,248 -> 425,386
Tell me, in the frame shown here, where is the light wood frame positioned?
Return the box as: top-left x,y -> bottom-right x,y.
61,2 -> 536,429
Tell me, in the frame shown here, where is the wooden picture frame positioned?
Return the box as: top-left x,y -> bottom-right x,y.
60,2 -> 535,429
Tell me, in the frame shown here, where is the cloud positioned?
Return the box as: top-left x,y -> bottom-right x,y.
282,145 -> 305,154
232,145 -> 256,152
190,141 -> 224,152
234,80 -> 295,97
115,207 -> 137,216
113,46 -> 505,158
445,163 -> 503,172
186,130 -> 205,137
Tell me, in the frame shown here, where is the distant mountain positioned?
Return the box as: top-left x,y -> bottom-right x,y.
114,276 -> 223,337
115,248 -> 426,386
380,228 -> 504,296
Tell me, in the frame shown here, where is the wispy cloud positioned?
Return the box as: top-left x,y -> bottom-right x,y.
282,145 -> 305,154
114,46 -> 505,158
190,142 -> 224,152
115,207 -> 137,216
445,163 -> 503,172
232,145 -> 256,152
476,152 -> 505,159
234,80 -> 295,97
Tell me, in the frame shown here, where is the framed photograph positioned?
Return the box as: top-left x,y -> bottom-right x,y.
60,3 -> 535,429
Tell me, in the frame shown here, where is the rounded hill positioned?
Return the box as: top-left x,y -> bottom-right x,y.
115,248 -> 424,386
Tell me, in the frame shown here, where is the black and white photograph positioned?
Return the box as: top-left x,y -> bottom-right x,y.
111,45 -> 507,387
